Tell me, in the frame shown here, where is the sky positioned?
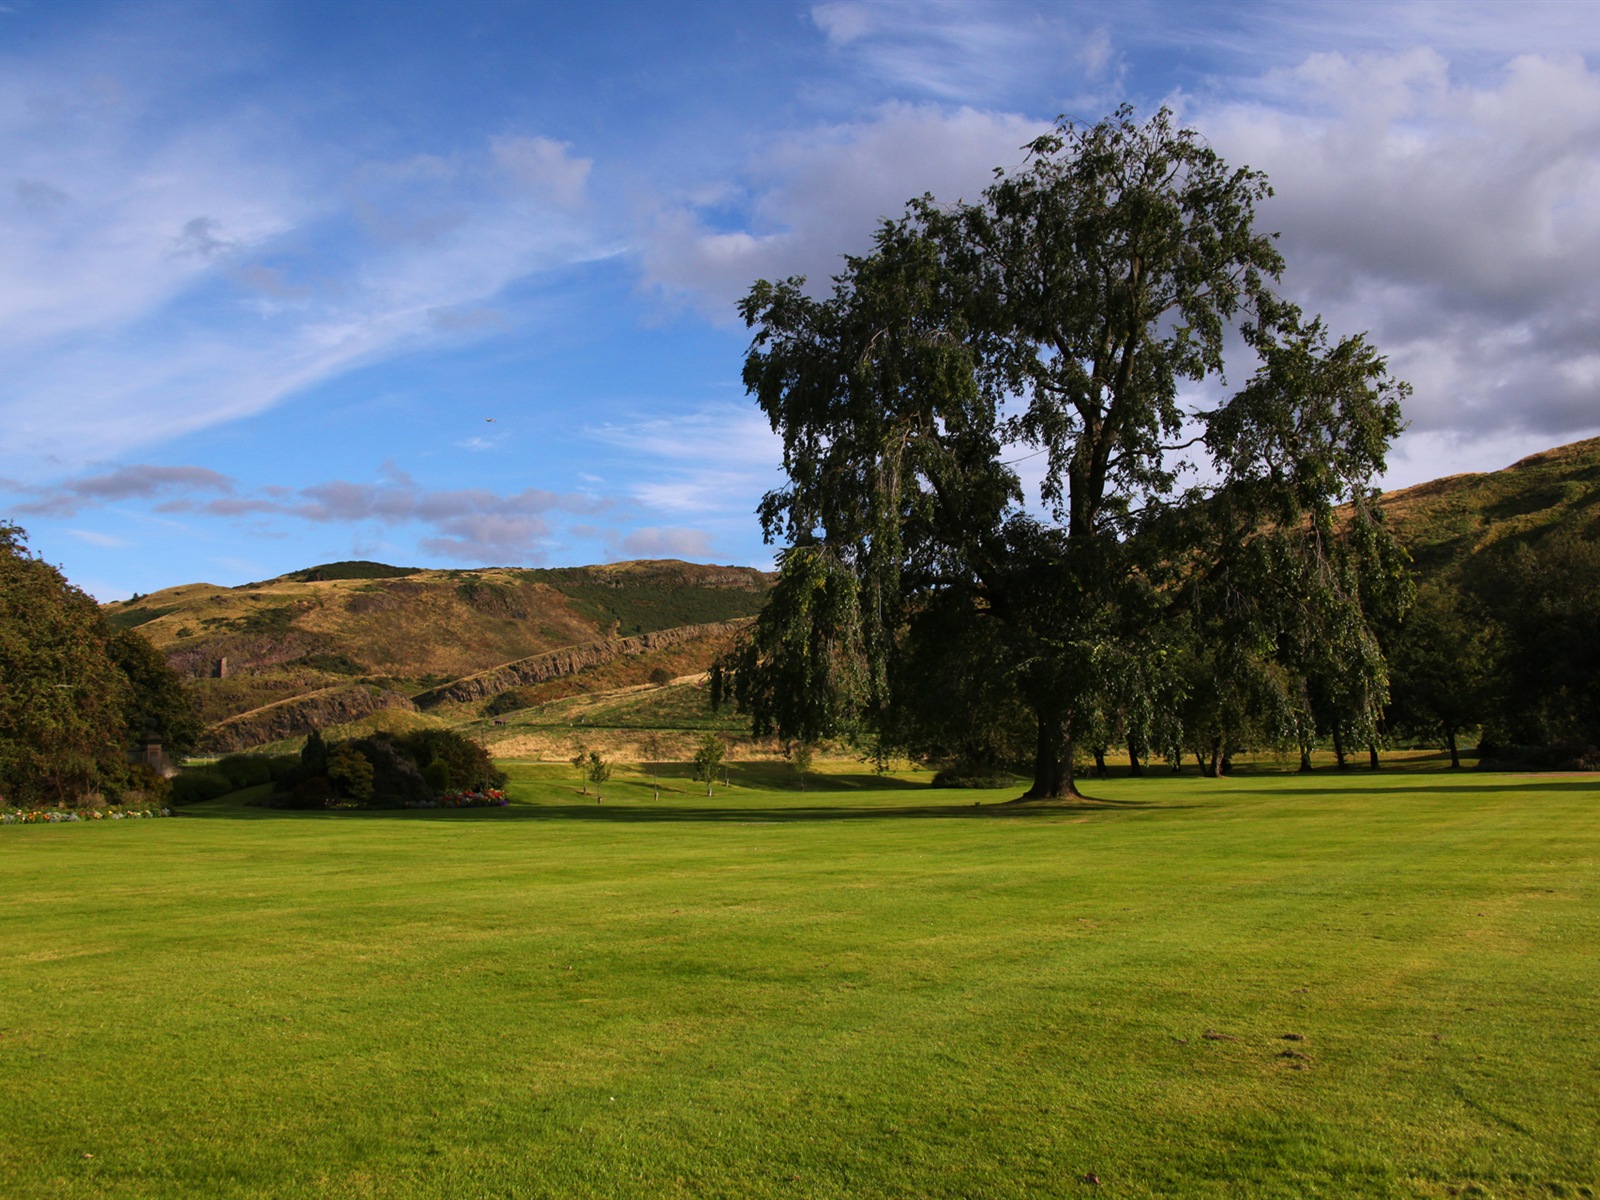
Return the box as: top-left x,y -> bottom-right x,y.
2,0 -> 1598,600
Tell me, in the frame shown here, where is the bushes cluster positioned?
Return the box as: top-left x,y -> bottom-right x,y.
484,687 -> 542,717
931,761 -> 1019,789
264,727 -> 506,810
171,770 -> 233,805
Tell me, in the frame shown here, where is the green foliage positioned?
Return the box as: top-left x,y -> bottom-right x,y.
648,666 -> 673,685
345,736 -> 432,807
108,628 -> 204,758
729,106 -> 1405,798
288,561 -> 421,582
1385,582 -> 1492,767
116,762 -> 173,805
586,750 -> 612,800
484,686 -> 543,716
389,728 -> 506,792
234,602 -> 308,635
929,762 -> 1018,789
0,523 -> 130,806
295,652 -> 367,676
785,741 -> 815,790
327,744 -> 376,803
422,758 -> 452,792
1468,527 -> 1600,749
300,729 -> 329,777
216,755 -> 274,789
170,770 -> 233,805
691,733 -> 725,796
104,603 -> 179,631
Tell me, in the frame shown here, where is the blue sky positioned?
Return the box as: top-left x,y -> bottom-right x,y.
2,0 -> 1598,599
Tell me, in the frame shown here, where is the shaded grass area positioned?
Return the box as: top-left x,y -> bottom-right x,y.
3,772 -> 1597,1199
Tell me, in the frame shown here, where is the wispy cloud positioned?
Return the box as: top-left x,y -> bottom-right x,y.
810,1 -> 1118,106
6,463 -> 613,565
641,102 -> 1047,319
0,33 -> 611,478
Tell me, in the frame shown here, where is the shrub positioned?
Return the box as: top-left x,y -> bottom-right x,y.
931,761 -> 1019,789
216,755 -> 274,790
648,666 -> 673,686
327,745 -> 375,802
266,755 -> 300,782
422,759 -> 452,792
170,770 -> 234,805
347,736 -> 433,807
392,729 -> 507,792
285,775 -> 335,809
484,687 -> 541,717
116,763 -> 173,806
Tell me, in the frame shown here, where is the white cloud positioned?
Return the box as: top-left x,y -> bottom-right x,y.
641,102 -> 1047,319
614,526 -> 715,560
1188,50 -> 1600,445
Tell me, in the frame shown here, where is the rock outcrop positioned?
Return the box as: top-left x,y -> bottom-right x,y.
200,685 -> 419,753
412,619 -> 752,709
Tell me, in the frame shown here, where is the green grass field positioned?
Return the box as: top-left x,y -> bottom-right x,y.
4,767 -> 1596,1199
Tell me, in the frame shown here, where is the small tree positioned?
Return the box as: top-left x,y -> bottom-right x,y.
569,742 -> 590,795
327,744 -> 375,804
587,750 -> 612,803
786,741 -> 815,791
639,731 -> 666,799
692,733 -> 725,798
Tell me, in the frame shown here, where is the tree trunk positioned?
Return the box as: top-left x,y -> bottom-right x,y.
1093,747 -> 1107,778
1127,743 -> 1143,776
1446,728 -> 1460,770
1023,706 -> 1081,799
1299,746 -> 1313,773
1332,725 -> 1348,771
1220,747 -> 1233,775
1368,743 -> 1380,770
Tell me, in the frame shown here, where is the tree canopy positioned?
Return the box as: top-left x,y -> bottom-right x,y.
718,106 -> 1407,798
1,523 -> 203,806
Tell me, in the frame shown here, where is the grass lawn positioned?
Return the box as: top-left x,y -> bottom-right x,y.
3,766 -> 1596,1199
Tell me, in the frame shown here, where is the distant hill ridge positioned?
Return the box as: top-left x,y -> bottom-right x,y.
104,558 -> 772,735
103,438 -> 1600,749
1372,435 -> 1600,575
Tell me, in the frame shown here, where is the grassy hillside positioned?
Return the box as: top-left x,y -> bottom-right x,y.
1376,435 -> 1600,575
3,769 -> 1595,1198
104,560 -> 771,730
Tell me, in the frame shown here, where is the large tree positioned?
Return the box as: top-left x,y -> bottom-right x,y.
721,107 -> 1406,798
0,525 -> 130,805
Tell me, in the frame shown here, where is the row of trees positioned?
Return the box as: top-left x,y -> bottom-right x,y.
715,107 -> 1410,796
1,523 -> 203,807
1387,528 -> 1599,767
570,732 -> 734,800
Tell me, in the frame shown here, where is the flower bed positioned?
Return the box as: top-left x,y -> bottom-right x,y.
3,807 -> 173,825
404,788 -> 509,810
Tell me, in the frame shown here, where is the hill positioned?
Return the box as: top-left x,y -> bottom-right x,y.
1373,435 -> 1600,575
104,559 -> 771,745
102,438 -> 1600,755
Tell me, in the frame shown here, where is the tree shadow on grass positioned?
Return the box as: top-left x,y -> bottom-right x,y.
1217,778 -> 1600,798
188,792 -> 1178,825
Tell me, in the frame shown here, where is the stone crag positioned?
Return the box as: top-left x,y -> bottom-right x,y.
412,619 -> 753,710
201,685 -> 419,754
